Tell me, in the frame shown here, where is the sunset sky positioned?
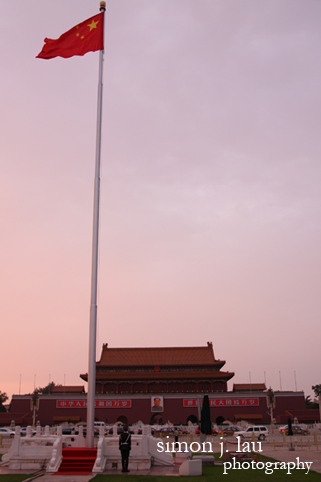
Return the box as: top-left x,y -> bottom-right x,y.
1,0 -> 320,403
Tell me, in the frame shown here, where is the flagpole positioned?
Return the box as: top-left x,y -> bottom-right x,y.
86,0 -> 106,450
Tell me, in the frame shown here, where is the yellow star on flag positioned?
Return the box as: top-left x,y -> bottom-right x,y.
88,19 -> 99,31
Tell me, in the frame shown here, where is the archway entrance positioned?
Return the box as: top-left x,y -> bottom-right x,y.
216,415 -> 225,425
150,414 -> 163,425
186,414 -> 198,424
117,415 -> 128,425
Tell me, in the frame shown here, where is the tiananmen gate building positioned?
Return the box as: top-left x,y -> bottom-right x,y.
7,343 -> 316,427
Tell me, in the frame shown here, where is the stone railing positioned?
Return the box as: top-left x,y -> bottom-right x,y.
2,425 -> 86,472
93,424 -> 174,472
47,429 -> 63,473
47,425 -> 86,472
3,426 -> 57,471
4,424 -> 178,473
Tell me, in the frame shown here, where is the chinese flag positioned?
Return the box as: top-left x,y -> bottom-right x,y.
37,13 -> 104,59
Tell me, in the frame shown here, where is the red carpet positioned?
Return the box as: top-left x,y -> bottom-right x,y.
53,447 -> 97,475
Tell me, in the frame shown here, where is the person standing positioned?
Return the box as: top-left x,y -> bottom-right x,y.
174,428 -> 179,449
119,425 -> 131,472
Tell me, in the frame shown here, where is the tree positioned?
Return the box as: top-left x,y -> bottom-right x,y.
0,391 -> 8,404
200,395 -> 212,435
29,382 -> 59,427
31,382 -> 58,398
312,385 -> 321,398
0,391 -> 8,412
306,395 -> 318,409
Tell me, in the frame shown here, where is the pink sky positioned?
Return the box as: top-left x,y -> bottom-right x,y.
1,0 -> 320,403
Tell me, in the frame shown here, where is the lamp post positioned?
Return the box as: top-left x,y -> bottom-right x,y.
266,387 -> 275,433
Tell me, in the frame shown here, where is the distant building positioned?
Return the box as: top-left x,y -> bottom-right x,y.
50,386 -> 86,395
233,383 -> 267,392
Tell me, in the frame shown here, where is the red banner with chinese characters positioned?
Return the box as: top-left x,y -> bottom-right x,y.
57,400 -> 131,408
209,398 -> 259,406
183,399 -> 198,407
183,398 -> 259,407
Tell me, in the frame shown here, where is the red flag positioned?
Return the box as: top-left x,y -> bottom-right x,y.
37,13 -> 104,60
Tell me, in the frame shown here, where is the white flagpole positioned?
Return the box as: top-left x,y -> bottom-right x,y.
86,0 -> 106,449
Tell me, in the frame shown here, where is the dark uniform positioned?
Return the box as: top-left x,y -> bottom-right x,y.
174,428 -> 179,448
119,427 -> 131,472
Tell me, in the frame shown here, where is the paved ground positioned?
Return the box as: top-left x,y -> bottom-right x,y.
33,477 -> 96,482
261,444 -> 321,474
